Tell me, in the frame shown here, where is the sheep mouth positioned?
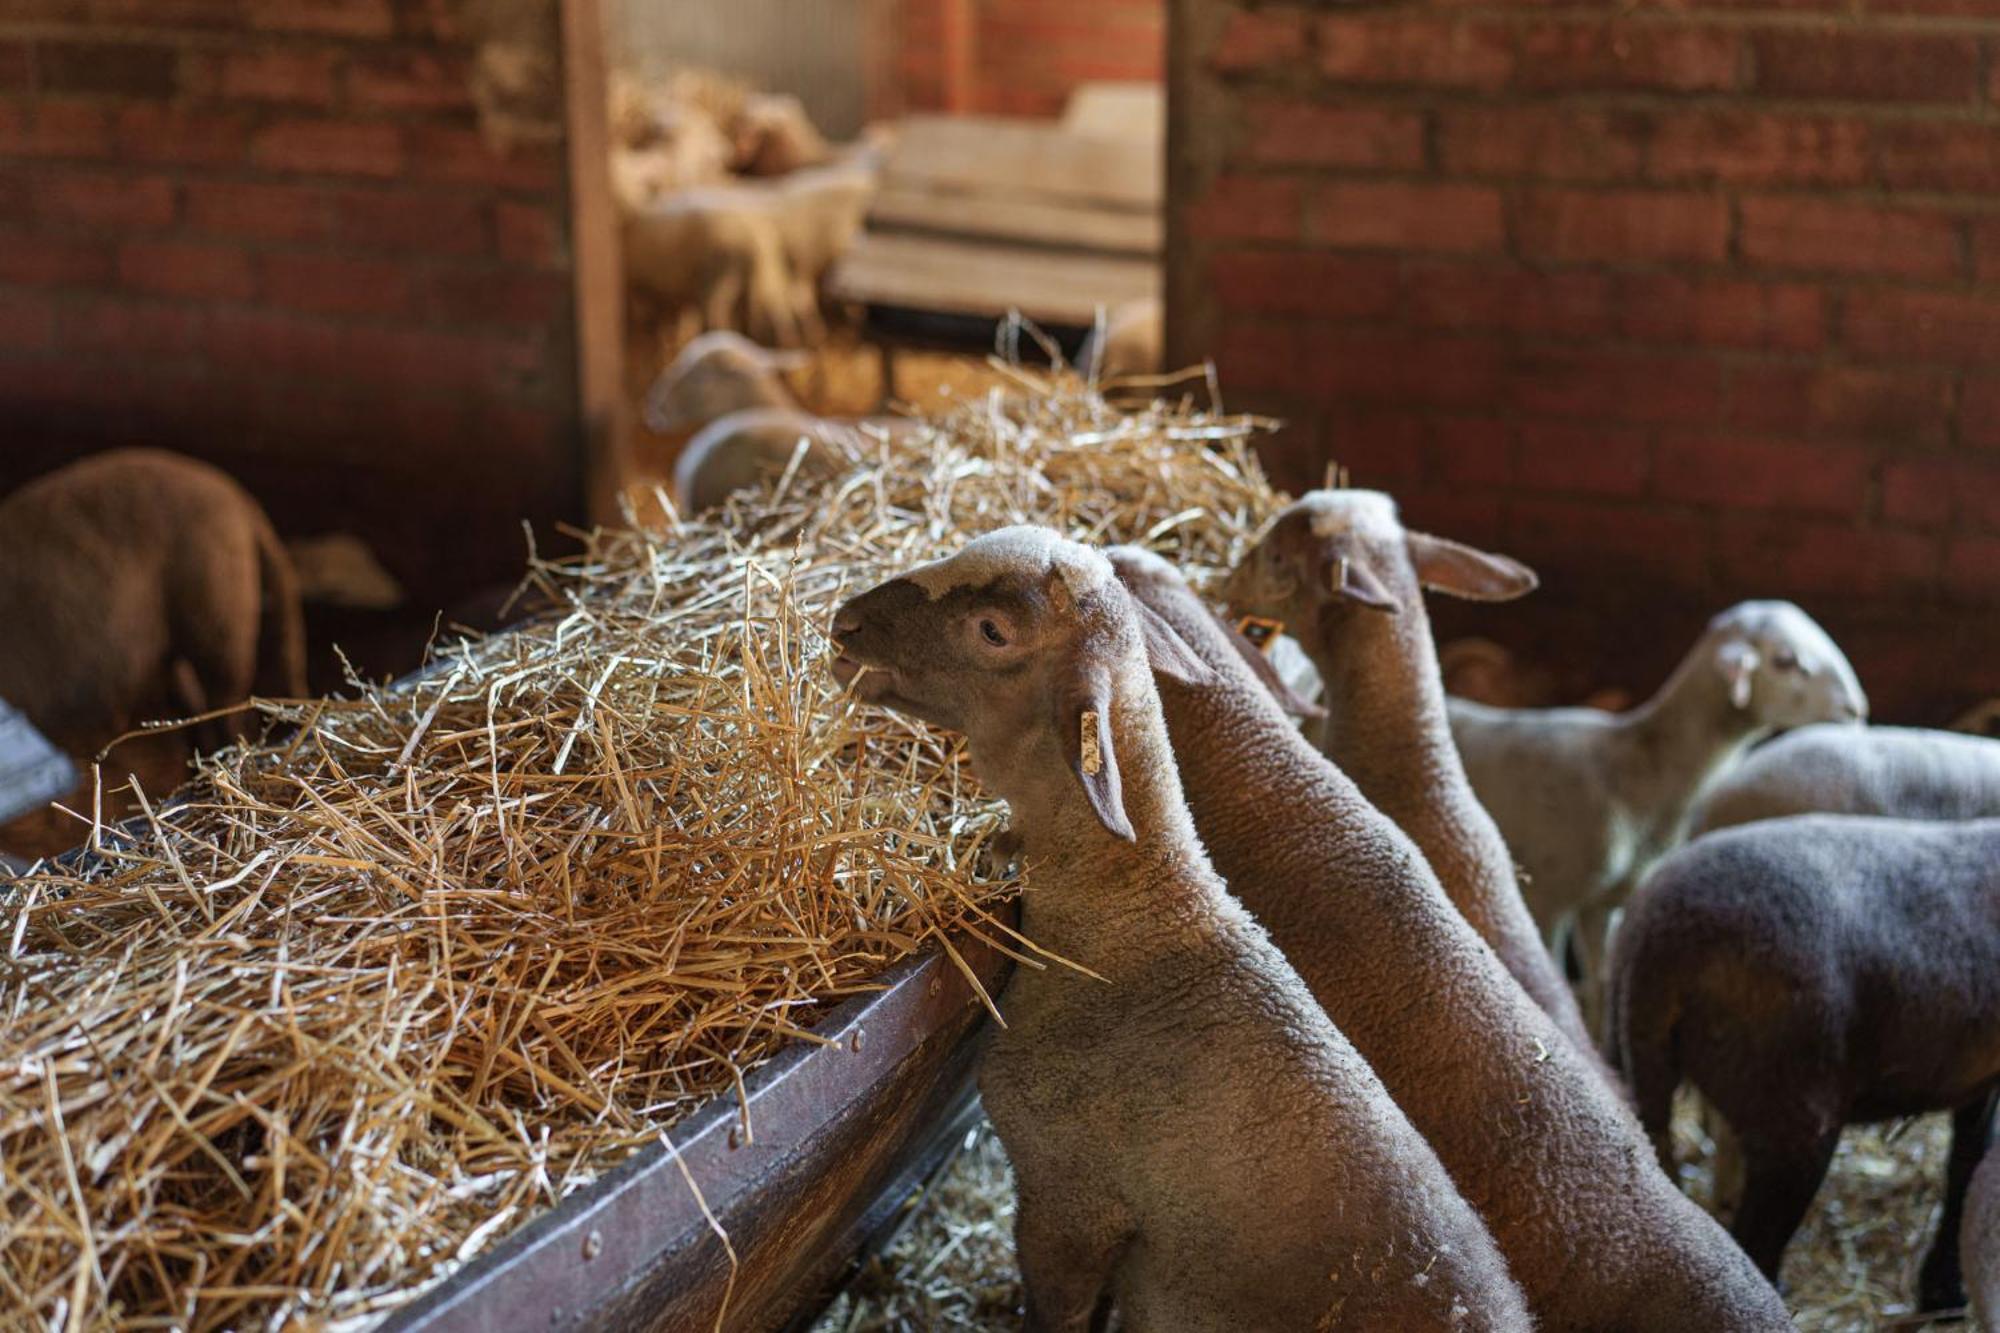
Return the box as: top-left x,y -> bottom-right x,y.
830,652 -> 901,705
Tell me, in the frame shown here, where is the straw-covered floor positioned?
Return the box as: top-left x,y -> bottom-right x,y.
0,365 -> 1279,1330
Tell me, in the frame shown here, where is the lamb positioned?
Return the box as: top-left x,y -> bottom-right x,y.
1963,1143 -> 2000,1322
671,408 -> 880,515
1113,546 -> 1793,1331
831,527 -> 1530,1331
621,186 -> 800,348
764,153 -> 878,343
730,92 -> 831,177
1449,600 -> 1868,1023
0,449 -> 307,762
642,330 -> 809,434
1614,815 -> 2000,1308
1690,723 -> 2000,836
1220,490 -> 1598,1066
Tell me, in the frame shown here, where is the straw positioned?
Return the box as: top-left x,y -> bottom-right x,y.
0,370 -> 1282,1331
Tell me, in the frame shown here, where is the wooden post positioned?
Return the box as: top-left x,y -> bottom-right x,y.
561,0 -> 629,529
940,0 -> 976,114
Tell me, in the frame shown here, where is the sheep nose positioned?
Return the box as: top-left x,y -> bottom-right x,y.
831,607 -> 863,640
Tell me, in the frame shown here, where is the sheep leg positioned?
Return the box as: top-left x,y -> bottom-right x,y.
1917,1087 -> 1998,1311
1013,1175 -> 1127,1333
1730,1124 -> 1841,1291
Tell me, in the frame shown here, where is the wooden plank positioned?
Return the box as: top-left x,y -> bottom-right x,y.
562,0 -> 630,528
387,932 -> 1012,1333
829,232 -> 1160,327
1059,82 -> 1164,145
868,184 -> 1161,255
0,700 -> 73,828
886,115 -> 1161,211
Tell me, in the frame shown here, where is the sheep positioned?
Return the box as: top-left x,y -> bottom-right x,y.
1449,600 -> 1868,1025
671,408 -> 878,515
1220,489 -> 1599,1067
642,330 -> 809,435
1112,546 -> 1793,1331
1957,698 -> 2000,738
1691,723 -> 2000,836
621,186 -> 801,349
1615,815 -> 2000,1309
765,153 -> 878,344
1964,1143 -> 2000,1323
731,92 -> 831,177
831,527 -> 1531,1331
0,449 -> 306,761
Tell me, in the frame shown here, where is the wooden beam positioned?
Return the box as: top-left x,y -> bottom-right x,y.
560,0 -> 629,529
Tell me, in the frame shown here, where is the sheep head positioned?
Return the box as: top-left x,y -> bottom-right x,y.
1223,490 -> 1538,636
643,331 -> 806,433
831,527 -> 1209,841
1703,600 -> 1868,726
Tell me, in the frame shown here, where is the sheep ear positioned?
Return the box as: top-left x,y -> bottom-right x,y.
1717,641 -> 1759,710
1135,601 -> 1213,687
1407,532 -> 1539,602
1324,552 -> 1401,614
1057,669 -> 1134,842
1219,615 -> 1326,720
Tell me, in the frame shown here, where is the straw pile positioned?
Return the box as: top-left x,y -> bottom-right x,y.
0,369 -> 1279,1330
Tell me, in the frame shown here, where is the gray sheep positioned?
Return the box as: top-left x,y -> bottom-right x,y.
1963,1143 -> 2000,1323
832,527 -> 1530,1331
1691,723 -> 2000,835
1221,489 -> 1600,1071
1114,546 -> 1793,1331
1615,814 -> 2000,1309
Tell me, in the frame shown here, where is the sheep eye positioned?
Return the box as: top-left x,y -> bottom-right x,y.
1773,649 -> 1800,671
979,619 -> 1008,647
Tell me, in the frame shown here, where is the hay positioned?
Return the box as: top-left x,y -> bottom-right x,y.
0,372 -> 1281,1331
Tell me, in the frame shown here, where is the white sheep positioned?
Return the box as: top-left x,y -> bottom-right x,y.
1450,600 -> 1867,1024
1691,723 -> 2000,836
642,330 -> 809,435
831,527 -> 1531,1330
1221,490 -> 1600,1068
621,186 -> 800,349
1113,546 -> 1796,1330
764,150 -> 880,345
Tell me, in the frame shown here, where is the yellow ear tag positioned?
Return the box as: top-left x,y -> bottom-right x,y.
1235,615 -> 1285,657
1079,711 -> 1103,776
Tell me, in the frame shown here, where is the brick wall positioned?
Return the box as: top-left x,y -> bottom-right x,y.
1169,0 -> 2000,721
0,0 -> 585,608
896,0 -> 1162,118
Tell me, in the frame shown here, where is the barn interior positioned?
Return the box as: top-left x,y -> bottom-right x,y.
2,0 -> 1998,1329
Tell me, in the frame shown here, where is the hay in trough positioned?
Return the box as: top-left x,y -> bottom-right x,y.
0,368 -> 1280,1331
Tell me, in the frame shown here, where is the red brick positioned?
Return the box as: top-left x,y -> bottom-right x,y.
248,0 -> 394,37
85,0 -> 244,25
346,52 -> 474,112
1963,379 -> 2000,450
205,307 -> 342,377
1883,457 -> 1954,527
1404,264 -> 1614,339
114,105 -> 251,166
252,119 -> 404,178
59,297 -> 204,354
36,40 -> 177,98
424,268 -> 571,325
496,202 -> 563,267
1427,417 -> 1511,488
1437,107 -> 1647,182
404,126 -> 561,191
0,42 -> 29,91
1517,421 -> 1651,496
1740,197 -> 1961,281
184,180 -> 331,242
1875,123 -> 2000,195
1728,365 -> 1954,444
1518,190 -> 1729,265
1308,181 -> 1505,254
118,239 -> 255,301
1510,499 -> 1709,587
1648,112 -> 1870,187
1655,434 -> 1871,516
0,230 -> 111,287
1751,31 -> 1980,102
1208,250 -> 1398,318
335,188 -> 490,255
1615,275 -> 1824,353
0,101 -> 110,158
1975,219 -> 2000,284
1308,330 -> 1506,407
259,252 -> 412,316
1515,22 -> 1739,93
1510,350 -> 1724,425
1213,318 -> 1305,394
202,48 -> 341,105
1189,174 -> 1302,243
0,290 -> 55,350
1717,517 -> 1937,599
1210,7 -> 1310,73
1318,406 -> 1427,486
1844,289 -> 2000,364
1318,17 -> 1513,91
335,324 -> 546,395
31,170 -> 176,230
1240,100 -> 1424,171
1944,536 -> 2000,602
